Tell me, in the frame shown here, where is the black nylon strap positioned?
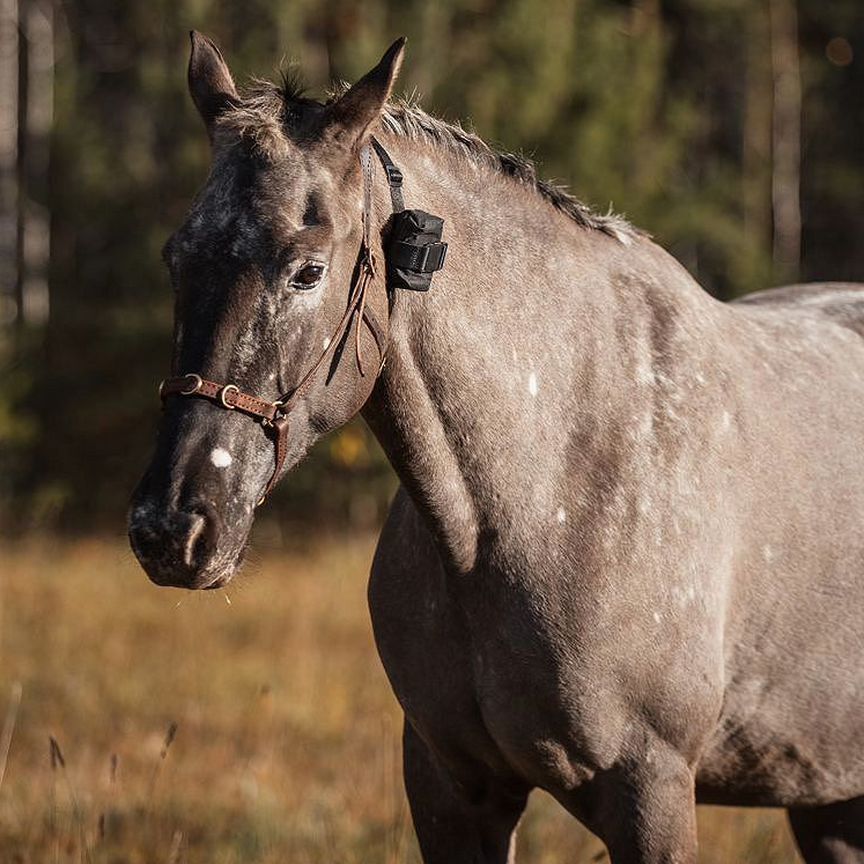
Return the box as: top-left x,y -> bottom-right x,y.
389,240 -> 447,272
370,136 -> 405,212
367,137 -> 447,291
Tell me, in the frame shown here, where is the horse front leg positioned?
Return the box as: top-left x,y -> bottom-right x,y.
568,745 -> 698,864
403,719 -> 530,864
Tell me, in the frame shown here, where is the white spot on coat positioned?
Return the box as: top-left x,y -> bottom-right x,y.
635,359 -> 655,386
556,507 -> 567,524
528,372 -> 538,397
210,447 -> 233,469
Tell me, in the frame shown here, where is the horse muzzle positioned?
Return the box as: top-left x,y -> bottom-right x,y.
128,496 -> 238,590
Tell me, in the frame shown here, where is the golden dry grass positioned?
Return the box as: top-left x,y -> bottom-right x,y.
0,536 -> 801,863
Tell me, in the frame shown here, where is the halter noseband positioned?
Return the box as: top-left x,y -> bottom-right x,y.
159,138 -> 405,504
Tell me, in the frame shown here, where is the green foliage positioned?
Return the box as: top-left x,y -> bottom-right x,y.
1,0 -> 862,530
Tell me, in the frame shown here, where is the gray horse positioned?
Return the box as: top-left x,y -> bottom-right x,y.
128,34 -> 864,863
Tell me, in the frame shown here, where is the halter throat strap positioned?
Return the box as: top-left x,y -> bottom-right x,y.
159,137 -> 399,504
370,137 -> 405,212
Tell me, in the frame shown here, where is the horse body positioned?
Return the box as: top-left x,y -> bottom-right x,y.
368,264 -> 864,861
363,133 -> 864,853
366,125 -> 864,792
130,36 -> 864,863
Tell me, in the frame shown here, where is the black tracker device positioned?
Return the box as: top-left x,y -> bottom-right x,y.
370,137 -> 448,292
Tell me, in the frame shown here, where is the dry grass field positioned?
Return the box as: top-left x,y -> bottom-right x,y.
0,535 -> 802,863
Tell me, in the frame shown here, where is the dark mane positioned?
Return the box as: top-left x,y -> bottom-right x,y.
279,66 -> 308,103
219,80 -> 637,244
379,98 -> 637,243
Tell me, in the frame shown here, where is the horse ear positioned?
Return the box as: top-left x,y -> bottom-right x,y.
188,31 -> 239,135
323,37 -> 406,149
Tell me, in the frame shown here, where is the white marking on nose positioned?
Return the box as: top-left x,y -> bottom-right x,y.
528,372 -> 538,397
210,447 -> 233,469
323,336 -> 331,349
556,507 -> 567,524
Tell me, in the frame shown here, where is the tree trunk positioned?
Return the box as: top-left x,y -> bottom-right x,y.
743,2 -> 772,278
0,0 -> 18,339
13,0 -> 53,332
768,0 -> 802,282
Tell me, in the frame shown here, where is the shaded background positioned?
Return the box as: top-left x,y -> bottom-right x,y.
1,0 -> 862,533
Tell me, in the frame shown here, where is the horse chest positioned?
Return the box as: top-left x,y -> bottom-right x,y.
369,505 -> 717,788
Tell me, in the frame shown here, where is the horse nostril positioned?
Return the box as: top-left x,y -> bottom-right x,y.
182,513 -> 207,568
180,501 -> 223,572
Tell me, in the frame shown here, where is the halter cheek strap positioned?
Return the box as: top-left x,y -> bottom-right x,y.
159,139 -> 395,504
158,290 -> 387,503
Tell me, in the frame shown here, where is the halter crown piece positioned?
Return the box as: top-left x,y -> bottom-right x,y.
158,138 -> 447,505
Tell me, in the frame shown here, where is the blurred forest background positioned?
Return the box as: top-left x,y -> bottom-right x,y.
0,0 -> 862,532
0,2 -> 860,860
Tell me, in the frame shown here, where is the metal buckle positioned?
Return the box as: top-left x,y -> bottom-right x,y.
180,373 -> 203,395
261,401 -> 283,428
219,383 -> 239,409
383,164 -> 403,186
422,242 -> 447,272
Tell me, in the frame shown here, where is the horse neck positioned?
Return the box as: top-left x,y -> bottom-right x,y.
362,131 -> 721,574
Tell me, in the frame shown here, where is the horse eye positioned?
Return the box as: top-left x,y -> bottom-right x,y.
290,262 -> 326,289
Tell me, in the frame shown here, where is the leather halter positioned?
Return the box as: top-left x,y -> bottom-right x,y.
159,138 -> 399,504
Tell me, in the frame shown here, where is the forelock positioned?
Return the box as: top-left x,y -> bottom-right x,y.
215,82 -> 291,160
215,72 -> 324,162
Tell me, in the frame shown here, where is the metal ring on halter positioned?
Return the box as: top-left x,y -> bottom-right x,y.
180,373 -> 203,395
219,384 -> 239,409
